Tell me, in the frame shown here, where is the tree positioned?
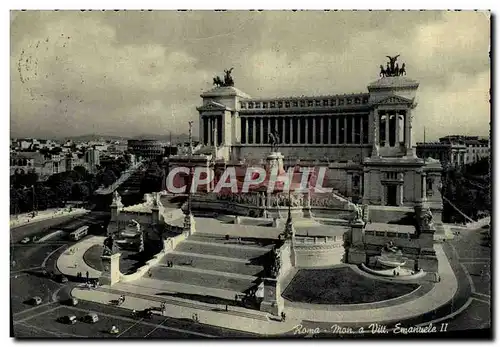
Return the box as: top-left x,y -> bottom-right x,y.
71,183 -> 90,201
54,180 -> 73,205
101,170 -> 117,187
73,166 -> 89,180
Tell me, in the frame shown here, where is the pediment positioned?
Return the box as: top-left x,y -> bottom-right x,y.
204,101 -> 227,109
374,95 -> 414,106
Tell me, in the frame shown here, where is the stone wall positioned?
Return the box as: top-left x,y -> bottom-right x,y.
233,145 -> 371,163
292,236 -> 345,267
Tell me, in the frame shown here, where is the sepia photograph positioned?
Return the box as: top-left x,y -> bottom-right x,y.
9,9 -> 491,339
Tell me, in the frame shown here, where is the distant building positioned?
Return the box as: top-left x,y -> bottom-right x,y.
84,148 -> 101,173
127,139 -> 165,160
10,152 -> 66,177
416,135 -> 490,168
10,154 -> 36,175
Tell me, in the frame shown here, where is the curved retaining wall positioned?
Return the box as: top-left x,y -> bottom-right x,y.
292,237 -> 345,268
360,263 -> 426,280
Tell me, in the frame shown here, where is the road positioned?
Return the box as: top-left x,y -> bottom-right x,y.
10,213 -> 258,338
441,225 -> 491,333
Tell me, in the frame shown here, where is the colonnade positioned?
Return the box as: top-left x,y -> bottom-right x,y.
202,115 -> 223,146
377,110 -> 407,148
239,115 -> 369,145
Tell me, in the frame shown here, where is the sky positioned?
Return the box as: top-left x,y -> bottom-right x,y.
10,10 -> 490,141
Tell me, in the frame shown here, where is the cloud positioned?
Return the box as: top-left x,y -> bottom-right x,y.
10,10 -> 490,140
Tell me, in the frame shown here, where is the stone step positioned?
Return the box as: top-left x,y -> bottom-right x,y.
158,264 -> 259,281
175,241 -> 270,260
188,233 -> 276,249
170,251 -> 250,264
183,239 -> 273,252
149,266 -> 259,294
163,252 -> 264,277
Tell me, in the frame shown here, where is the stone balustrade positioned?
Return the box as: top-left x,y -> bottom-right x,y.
239,93 -> 370,110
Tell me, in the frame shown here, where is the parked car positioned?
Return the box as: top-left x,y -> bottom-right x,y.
20,237 -> 31,244
58,315 -> 77,325
83,313 -> 99,324
66,298 -> 78,306
32,296 -> 42,305
57,275 -> 68,283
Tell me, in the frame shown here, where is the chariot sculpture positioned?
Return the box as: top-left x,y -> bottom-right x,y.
379,55 -> 406,77
213,67 -> 235,87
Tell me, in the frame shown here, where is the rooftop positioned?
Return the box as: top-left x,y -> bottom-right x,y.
368,76 -> 419,90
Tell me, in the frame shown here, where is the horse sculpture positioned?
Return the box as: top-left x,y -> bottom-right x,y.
212,67 -> 235,87
379,65 -> 386,77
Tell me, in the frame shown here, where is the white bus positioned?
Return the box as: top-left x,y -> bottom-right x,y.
69,226 -> 89,241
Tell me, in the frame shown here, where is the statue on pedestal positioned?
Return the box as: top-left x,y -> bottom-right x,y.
268,132 -> 280,152
421,207 -> 434,229
102,236 -> 114,256
269,247 -> 282,278
352,204 -> 364,223
112,191 -> 122,205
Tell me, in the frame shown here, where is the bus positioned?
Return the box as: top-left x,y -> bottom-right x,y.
69,226 -> 89,241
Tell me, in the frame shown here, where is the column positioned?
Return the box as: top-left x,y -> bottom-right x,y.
260,118 -> 265,143
245,118 -> 250,145
344,117 -> 348,144
216,117 -> 220,146
208,117 -> 213,146
282,117 -> 286,144
351,116 -> 356,144
421,172 -> 427,202
395,112 -> 399,146
215,116 -> 219,146
404,110 -> 411,152
312,117 -> 316,144
335,117 -> 339,144
305,117 -> 309,144
199,115 -> 204,145
385,112 -> 390,147
359,116 -> 364,145
320,117 -> 324,144
328,117 -> 331,144
252,118 -> 256,145
289,117 -> 293,144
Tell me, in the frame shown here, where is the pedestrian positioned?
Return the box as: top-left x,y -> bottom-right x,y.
393,270 -> 396,276
225,305 -> 228,311
86,271 -> 89,279
281,312 -> 286,322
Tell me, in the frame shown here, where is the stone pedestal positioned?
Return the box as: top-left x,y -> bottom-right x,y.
259,278 -> 283,316
234,215 -> 241,224
347,247 -> 367,265
266,152 -> 285,173
350,220 -> 365,246
99,253 -> 121,286
183,213 -> 196,236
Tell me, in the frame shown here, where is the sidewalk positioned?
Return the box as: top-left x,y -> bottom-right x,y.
56,236 -> 105,278
10,208 -> 89,229
72,287 -> 298,336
